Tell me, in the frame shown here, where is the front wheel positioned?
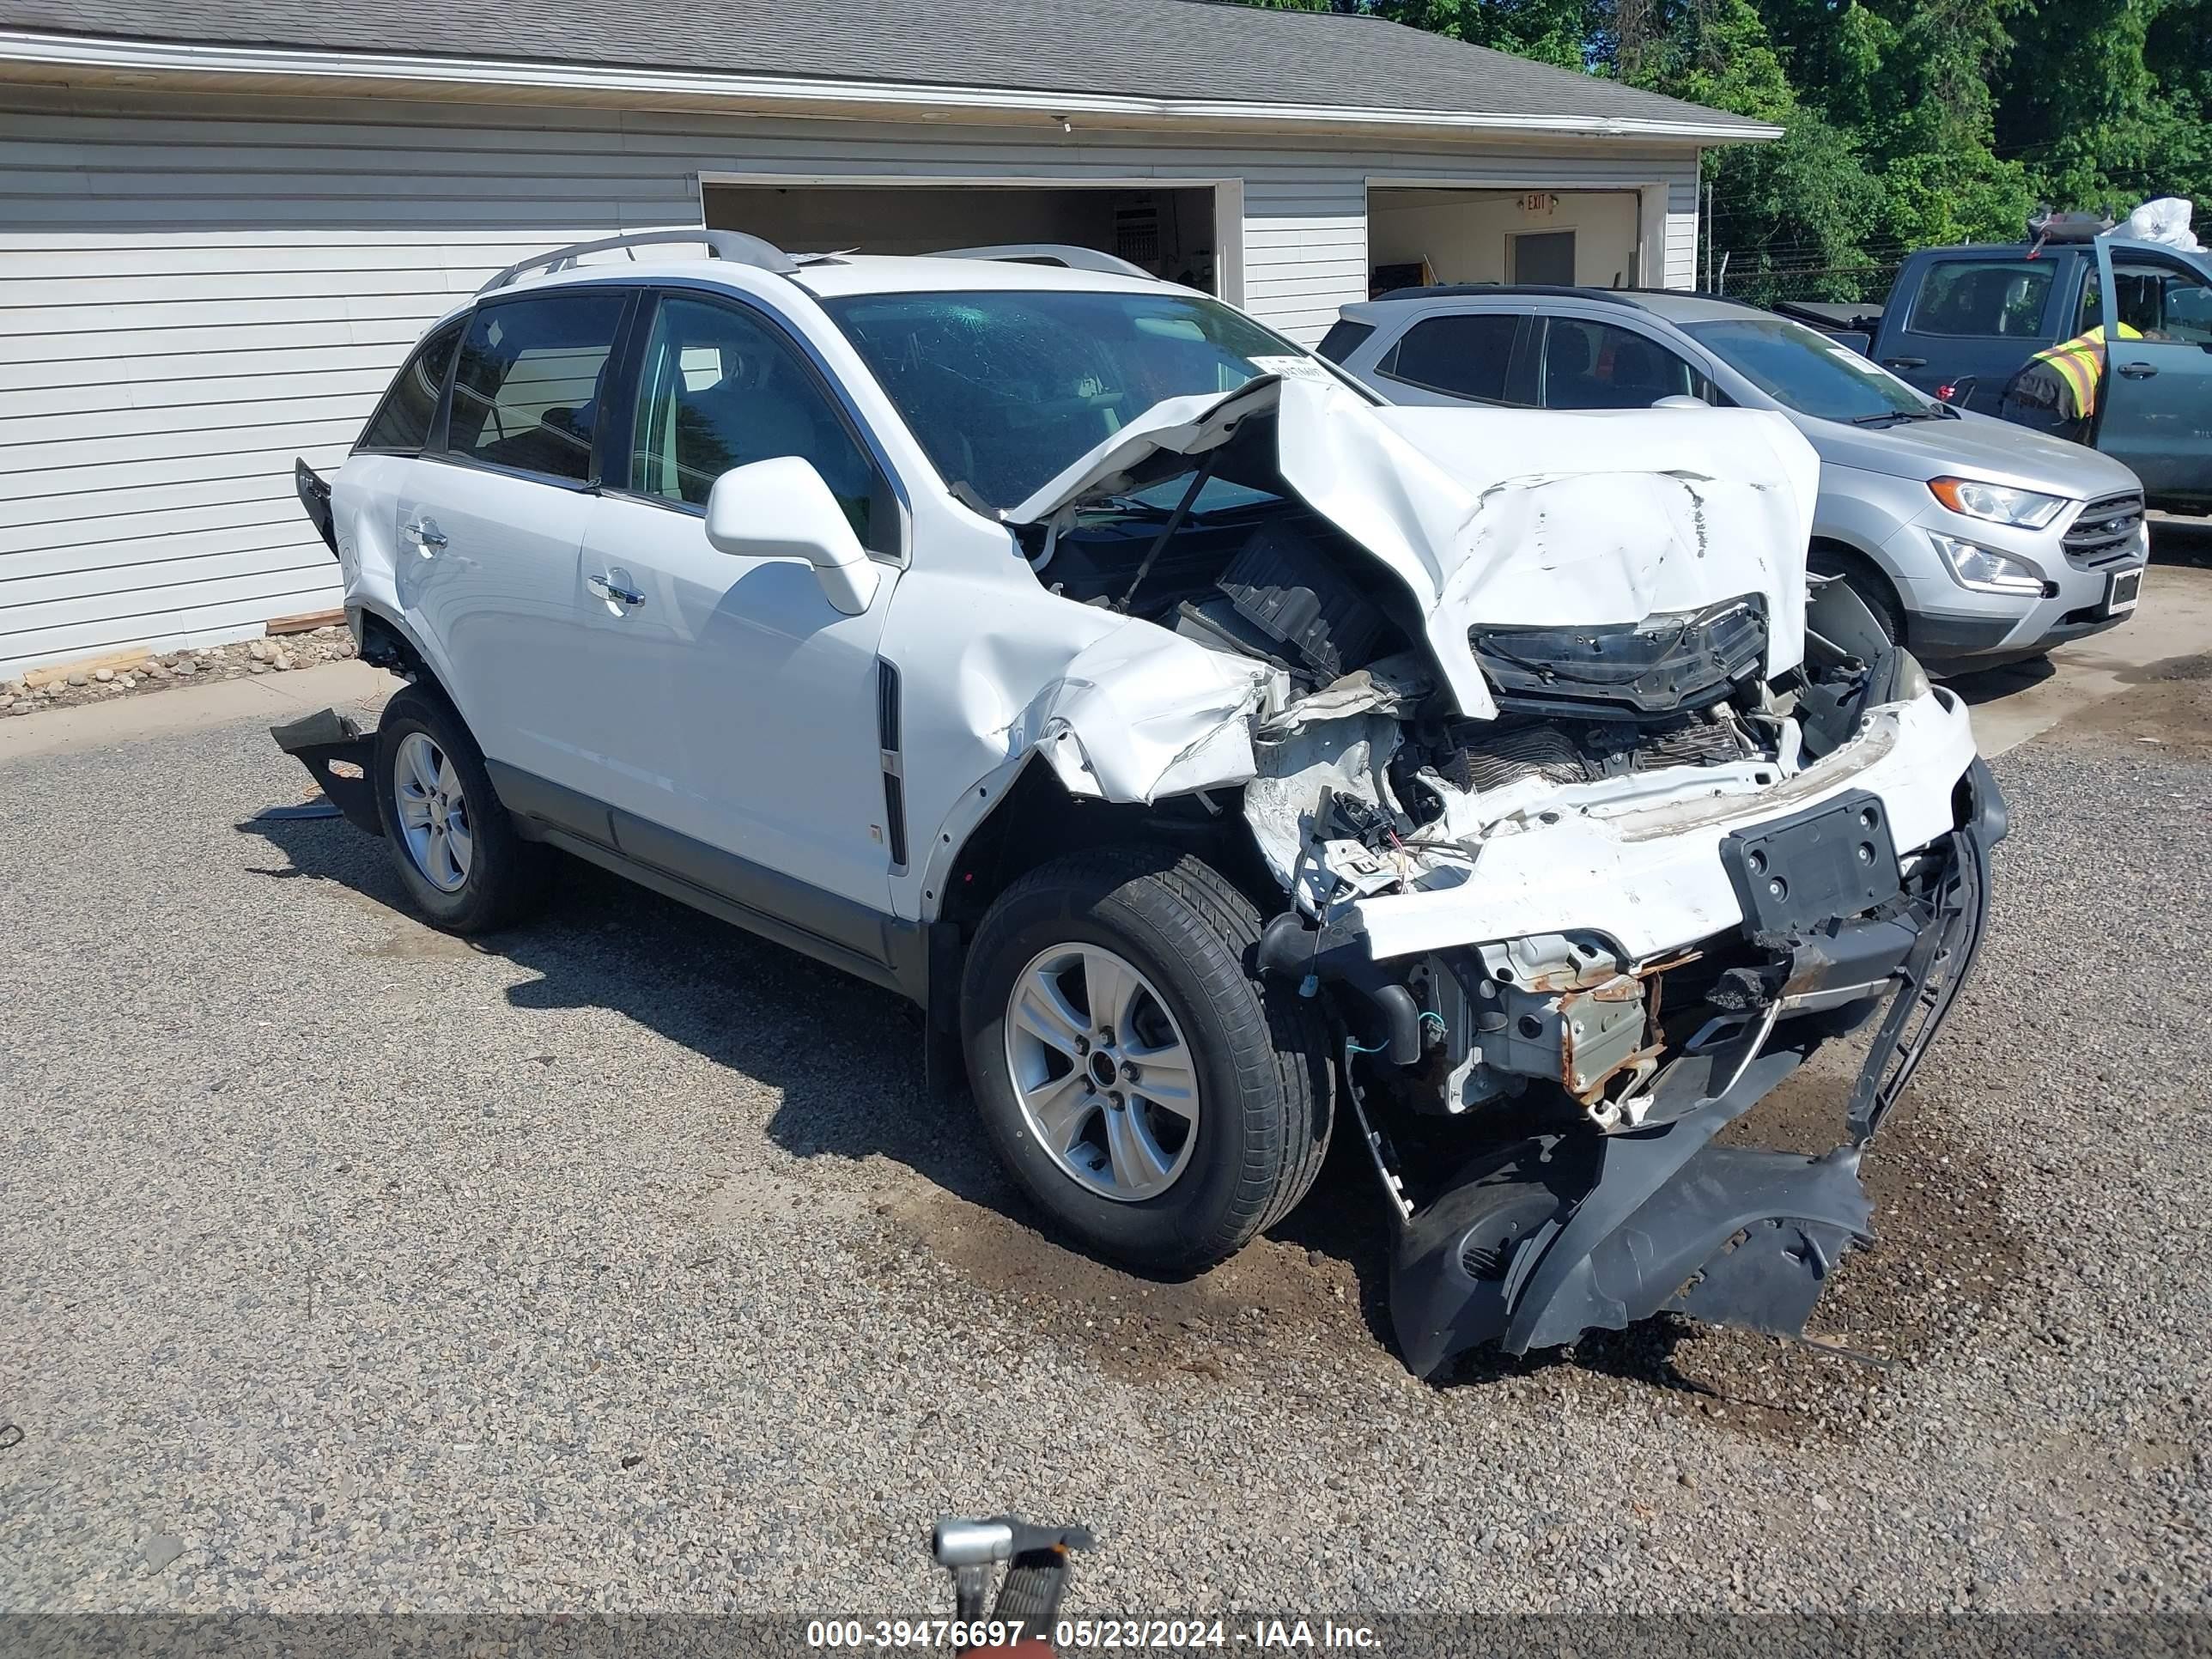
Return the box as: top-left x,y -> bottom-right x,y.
372,685 -> 550,933
959,847 -> 1331,1273
1809,546 -> 1906,646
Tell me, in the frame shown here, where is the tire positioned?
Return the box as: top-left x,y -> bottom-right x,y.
1809,546 -> 1905,647
372,684 -> 550,933
960,845 -> 1331,1274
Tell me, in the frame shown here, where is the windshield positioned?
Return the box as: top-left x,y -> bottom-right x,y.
821,289 -> 1323,511
1686,317 -> 1933,422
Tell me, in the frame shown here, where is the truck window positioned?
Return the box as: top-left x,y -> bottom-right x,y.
1905,261 -> 2054,337
2081,260 -> 2212,345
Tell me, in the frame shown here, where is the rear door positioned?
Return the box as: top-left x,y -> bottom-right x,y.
1878,252 -> 2065,410
401,286 -> 634,794
2086,249 -> 2212,506
1370,310 -> 1532,407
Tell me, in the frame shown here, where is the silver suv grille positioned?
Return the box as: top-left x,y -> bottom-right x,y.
2064,492 -> 2145,568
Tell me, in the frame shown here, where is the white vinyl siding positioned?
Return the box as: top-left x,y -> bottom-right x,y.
0,84 -> 1702,677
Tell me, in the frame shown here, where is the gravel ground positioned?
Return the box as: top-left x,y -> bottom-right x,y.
2,665 -> 2207,1620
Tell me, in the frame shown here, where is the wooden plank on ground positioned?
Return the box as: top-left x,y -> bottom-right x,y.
22,645 -> 150,687
267,608 -> 343,635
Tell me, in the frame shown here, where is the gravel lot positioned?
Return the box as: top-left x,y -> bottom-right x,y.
3,657 -> 2208,1620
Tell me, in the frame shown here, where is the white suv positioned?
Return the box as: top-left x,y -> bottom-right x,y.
282,229 -> 2005,1376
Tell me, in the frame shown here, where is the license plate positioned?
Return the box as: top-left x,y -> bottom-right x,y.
2104,567 -> 2142,617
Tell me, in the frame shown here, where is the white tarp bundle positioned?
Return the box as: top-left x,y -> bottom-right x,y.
2109,198 -> 2203,252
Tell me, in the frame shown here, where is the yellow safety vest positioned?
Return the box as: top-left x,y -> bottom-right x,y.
2025,323 -> 2142,421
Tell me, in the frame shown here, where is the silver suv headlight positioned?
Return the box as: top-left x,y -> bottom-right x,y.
1928,475 -> 2067,529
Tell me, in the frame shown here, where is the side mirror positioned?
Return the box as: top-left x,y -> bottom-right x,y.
1651,394 -> 1711,410
703,456 -> 878,616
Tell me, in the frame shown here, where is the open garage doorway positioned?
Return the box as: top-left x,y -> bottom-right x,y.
1366,185 -> 1645,295
702,180 -> 1233,295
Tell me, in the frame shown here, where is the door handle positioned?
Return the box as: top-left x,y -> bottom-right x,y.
1882,356 -> 1927,369
587,573 -> 646,608
402,519 -> 447,550
2118,362 -> 2159,380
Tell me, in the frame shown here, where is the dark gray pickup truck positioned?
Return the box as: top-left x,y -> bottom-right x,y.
1812,238 -> 2212,513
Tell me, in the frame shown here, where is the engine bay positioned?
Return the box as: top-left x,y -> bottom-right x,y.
1015,421 -> 1929,1148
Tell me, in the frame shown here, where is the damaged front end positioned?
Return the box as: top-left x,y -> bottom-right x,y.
1013,375 -> 2003,1376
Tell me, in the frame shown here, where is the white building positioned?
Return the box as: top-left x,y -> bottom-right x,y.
0,0 -> 1773,677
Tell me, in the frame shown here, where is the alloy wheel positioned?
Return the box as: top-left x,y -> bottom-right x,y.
392,730 -> 472,894
1004,944 -> 1200,1202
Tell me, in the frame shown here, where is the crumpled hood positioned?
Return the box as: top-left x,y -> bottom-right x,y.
1011,375 -> 1820,720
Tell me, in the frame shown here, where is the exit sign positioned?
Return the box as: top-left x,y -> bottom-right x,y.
1520,192 -> 1558,216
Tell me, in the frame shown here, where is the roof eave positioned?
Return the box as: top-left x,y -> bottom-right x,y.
0,30 -> 1783,143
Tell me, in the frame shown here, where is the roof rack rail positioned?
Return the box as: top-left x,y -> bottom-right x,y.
478,228 -> 799,295
1370,283 -> 1644,307
934,244 -> 1156,280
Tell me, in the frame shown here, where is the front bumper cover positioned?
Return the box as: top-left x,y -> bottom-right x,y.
1384,757 -> 2004,1376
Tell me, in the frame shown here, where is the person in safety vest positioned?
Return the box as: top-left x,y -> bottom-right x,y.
1999,321 -> 2144,442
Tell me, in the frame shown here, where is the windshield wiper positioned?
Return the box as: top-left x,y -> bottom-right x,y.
1088,493 -> 1178,520
1850,410 -> 1941,427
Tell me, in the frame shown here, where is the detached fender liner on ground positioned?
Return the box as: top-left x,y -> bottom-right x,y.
269,707 -> 381,836
1385,770 -> 2002,1377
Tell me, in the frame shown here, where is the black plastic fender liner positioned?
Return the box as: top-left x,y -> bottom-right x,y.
269,707 -> 382,836
1389,1047 -> 1857,1375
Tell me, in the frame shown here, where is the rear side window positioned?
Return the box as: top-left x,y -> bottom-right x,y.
1905,260 -> 2054,337
356,319 -> 461,453
1381,313 -> 1521,402
1316,319 -> 1376,364
444,292 -> 629,483
1540,319 -> 1698,410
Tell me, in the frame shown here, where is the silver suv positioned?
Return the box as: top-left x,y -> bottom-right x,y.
1321,286 -> 2148,674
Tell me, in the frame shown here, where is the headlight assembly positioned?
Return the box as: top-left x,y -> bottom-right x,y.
1928,476 -> 2068,529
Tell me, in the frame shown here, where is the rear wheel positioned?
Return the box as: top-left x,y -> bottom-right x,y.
373,685 -> 550,933
1809,545 -> 1905,646
960,846 -> 1331,1273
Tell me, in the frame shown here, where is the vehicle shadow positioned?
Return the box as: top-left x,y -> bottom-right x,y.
1941,653 -> 2057,711
234,811 -> 1765,1399
236,811 -> 1018,1217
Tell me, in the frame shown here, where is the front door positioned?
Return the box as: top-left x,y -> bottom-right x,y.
399,287 -> 632,795
572,289 -> 901,915
2090,252 -> 2212,506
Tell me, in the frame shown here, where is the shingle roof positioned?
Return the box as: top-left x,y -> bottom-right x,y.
0,0 -> 1772,132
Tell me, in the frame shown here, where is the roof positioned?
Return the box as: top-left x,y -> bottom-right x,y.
0,0 -> 1776,136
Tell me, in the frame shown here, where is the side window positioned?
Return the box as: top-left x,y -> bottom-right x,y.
1316,319 -> 1376,365
1540,319 -> 1697,409
1381,313 -> 1522,402
1905,260 -> 2054,337
629,295 -> 878,546
356,319 -> 462,453
444,292 -> 627,483
2083,261 -> 2212,344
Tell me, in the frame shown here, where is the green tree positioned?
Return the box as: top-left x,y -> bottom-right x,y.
1630,1 -> 1886,298
1237,0 -> 2212,280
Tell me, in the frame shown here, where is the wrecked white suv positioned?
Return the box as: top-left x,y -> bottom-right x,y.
284,229 -> 2003,1376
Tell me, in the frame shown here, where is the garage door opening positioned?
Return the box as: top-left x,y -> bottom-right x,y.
702,182 -> 1229,294
1366,186 -> 1644,295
